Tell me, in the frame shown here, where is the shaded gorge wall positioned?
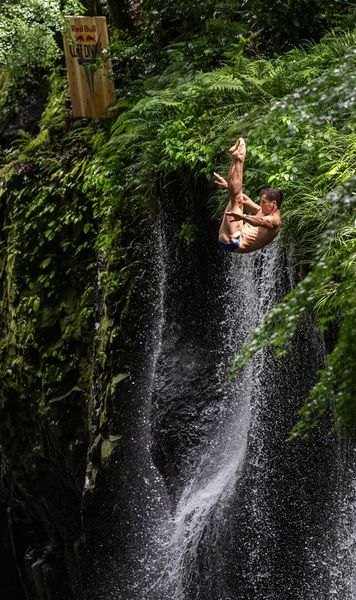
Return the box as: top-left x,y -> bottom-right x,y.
0,159 -> 94,600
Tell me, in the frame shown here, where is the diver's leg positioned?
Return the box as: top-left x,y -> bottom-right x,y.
219,138 -> 246,243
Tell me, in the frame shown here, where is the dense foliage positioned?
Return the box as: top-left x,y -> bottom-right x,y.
242,0 -> 356,53
106,29 -> 356,435
0,0 -> 84,135
0,1 -> 355,595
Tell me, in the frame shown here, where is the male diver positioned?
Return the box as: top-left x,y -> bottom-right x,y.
214,138 -> 282,253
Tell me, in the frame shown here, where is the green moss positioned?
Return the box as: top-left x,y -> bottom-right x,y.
100,434 -> 122,464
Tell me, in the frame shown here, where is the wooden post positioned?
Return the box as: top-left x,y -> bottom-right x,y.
63,16 -> 115,118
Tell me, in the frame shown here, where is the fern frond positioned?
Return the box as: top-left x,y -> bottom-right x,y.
199,72 -> 244,94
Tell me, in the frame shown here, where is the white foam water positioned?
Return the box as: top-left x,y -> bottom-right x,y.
153,242 -> 282,599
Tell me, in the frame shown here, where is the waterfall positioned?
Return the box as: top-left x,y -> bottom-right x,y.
96,189 -> 355,600
329,442 -> 356,599
149,238 -> 293,600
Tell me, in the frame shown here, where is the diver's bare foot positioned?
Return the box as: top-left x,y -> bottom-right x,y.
229,138 -> 240,154
229,137 -> 246,161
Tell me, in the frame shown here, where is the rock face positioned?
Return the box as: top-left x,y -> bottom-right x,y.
0,82 -> 93,596
0,503 -> 26,600
0,75 -> 49,145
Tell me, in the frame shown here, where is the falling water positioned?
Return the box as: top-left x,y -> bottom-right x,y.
328,442 -> 356,599
97,191 -> 355,600
150,241 -> 289,600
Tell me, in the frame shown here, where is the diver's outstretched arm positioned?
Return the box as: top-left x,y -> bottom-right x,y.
242,194 -> 260,213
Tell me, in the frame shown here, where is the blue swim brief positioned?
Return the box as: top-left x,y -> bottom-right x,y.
219,238 -> 241,252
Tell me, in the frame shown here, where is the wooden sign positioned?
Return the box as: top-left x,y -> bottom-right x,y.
63,16 -> 115,118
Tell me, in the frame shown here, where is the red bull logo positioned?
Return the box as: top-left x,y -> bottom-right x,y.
75,33 -> 97,43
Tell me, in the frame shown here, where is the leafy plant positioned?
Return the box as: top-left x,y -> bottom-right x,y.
0,0 -> 84,131
103,28 -> 356,434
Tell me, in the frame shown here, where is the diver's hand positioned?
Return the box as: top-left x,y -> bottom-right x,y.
213,172 -> 228,189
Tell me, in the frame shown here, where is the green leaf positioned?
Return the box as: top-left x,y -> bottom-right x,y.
40,257 -> 52,269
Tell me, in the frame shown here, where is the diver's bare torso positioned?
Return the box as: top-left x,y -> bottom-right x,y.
234,210 -> 281,253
